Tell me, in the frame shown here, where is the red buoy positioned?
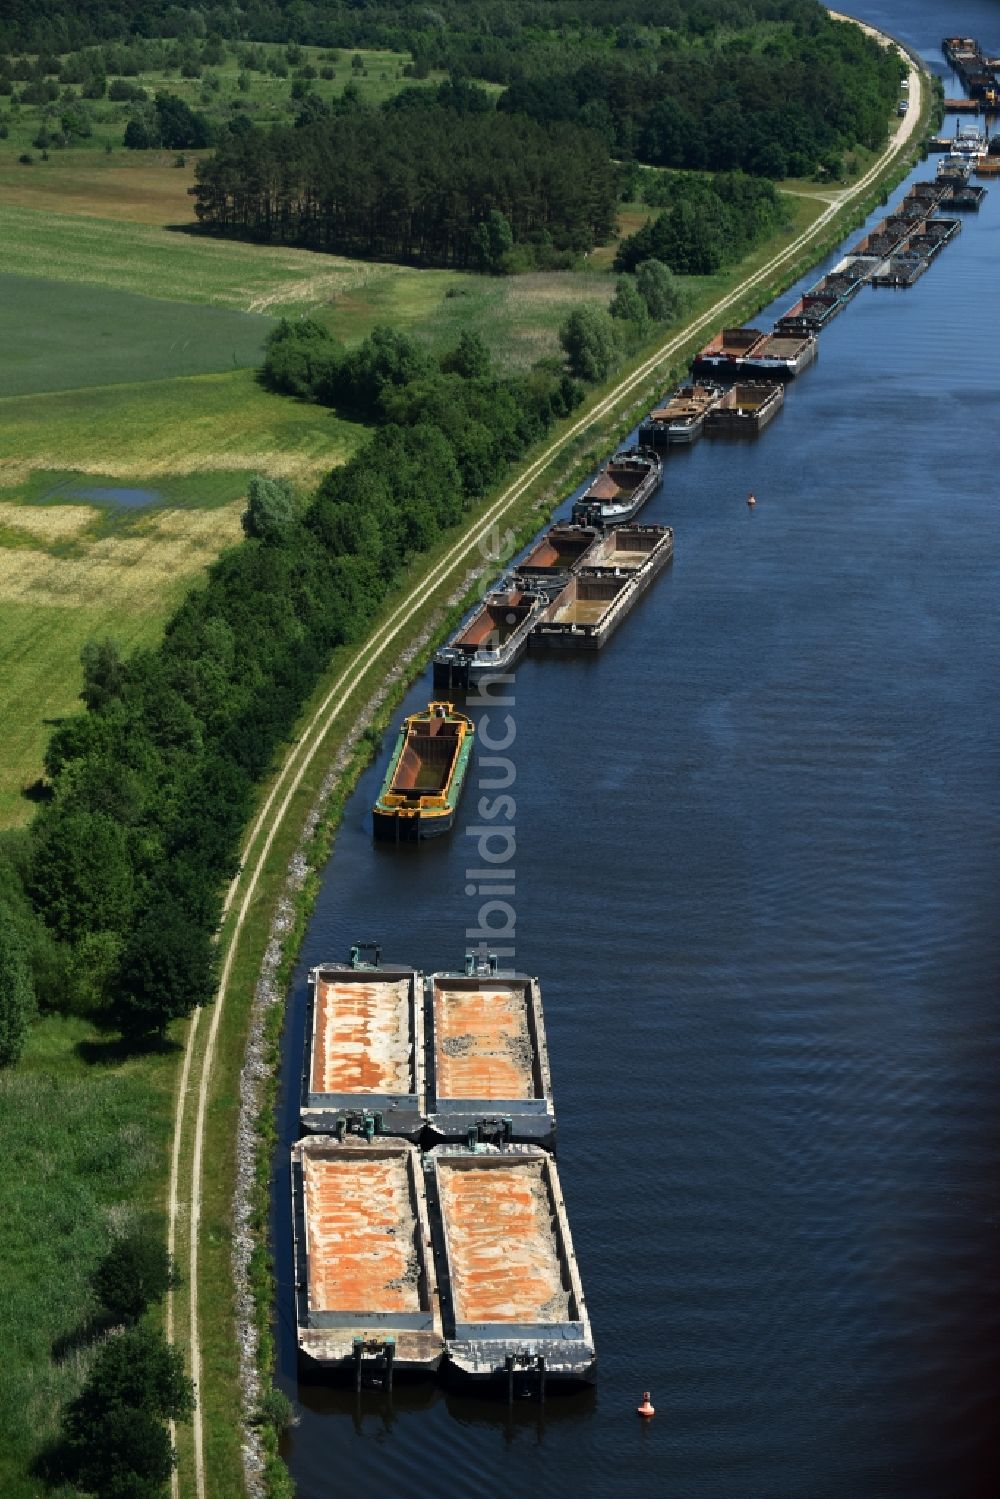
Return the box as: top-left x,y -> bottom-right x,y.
637,1391 -> 655,1418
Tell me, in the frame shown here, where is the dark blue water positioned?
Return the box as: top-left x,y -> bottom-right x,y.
272,9 -> 1000,1495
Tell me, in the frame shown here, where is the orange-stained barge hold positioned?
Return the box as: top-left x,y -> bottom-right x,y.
427,1145 -> 595,1383
302,952 -> 425,1138
427,964 -> 555,1147
291,1137 -> 443,1373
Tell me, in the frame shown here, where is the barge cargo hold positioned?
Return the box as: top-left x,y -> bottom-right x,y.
426,1145 -> 596,1387
302,950 -> 425,1137
372,702 -> 474,842
570,447 -> 662,528
871,253 -> 929,288
703,381 -> 784,437
906,218 -> 961,260
530,524 -> 672,650
290,1137 -> 443,1378
740,330 -> 818,380
638,382 -> 723,446
691,325 -> 767,377
426,962 -> 555,1148
775,289 -> 843,336
948,182 -> 987,209
433,588 -> 547,692
510,524 -> 600,594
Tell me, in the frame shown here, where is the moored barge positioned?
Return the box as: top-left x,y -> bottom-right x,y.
302,947 -> 425,1138
426,958 -> 556,1149
426,1144 -> 596,1388
638,382 -> 723,446
691,325 -> 767,377
871,253 -> 928,288
433,588 -> 547,691
529,523 -> 673,650
510,523 -> 600,595
570,446 -> 662,527
740,330 -> 818,379
703,381 -> 784,437
291,1136 -> 443,1379
372,702 -> 474,842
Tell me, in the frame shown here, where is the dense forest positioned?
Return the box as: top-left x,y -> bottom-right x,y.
1,1 -> 903,185
191,107 -> 616,267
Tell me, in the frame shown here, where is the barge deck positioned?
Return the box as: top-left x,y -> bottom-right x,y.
302,949 -> 425,1137
291,1137 -> 443,1377
426,962 -> 555,1148
426,1145 -> 596,1387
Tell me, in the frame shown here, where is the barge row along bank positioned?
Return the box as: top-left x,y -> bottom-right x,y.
289,71 -> 993,1400
292,947 -> 593,1394
426,170 -> 979,712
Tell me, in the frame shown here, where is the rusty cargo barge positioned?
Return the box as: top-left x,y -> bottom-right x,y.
302,948 -> 425,1138
571,446 -> 661,527
293,950 -> 593,1389
529,523 -> 673,651
638,382 -> 723,447
433,587 -> 547,692
426,1144 -> 596,1388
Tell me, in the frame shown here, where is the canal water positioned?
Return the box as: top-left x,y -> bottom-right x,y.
271,7 -> 1000,1495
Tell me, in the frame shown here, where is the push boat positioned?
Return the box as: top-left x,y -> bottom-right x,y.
372,701 -> 473,842
433,588 -> 547,691
570,447 -> 662,527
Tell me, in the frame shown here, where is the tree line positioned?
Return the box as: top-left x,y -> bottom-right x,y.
0,254 -> 694,1066
190,106 -> 616,268
615,171 -> 787,276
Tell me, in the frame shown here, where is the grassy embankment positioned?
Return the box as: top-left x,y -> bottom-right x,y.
0,48 -> 934,1488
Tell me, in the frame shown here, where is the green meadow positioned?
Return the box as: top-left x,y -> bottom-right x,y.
0,271 -> 272,396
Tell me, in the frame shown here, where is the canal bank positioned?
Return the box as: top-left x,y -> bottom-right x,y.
268,16 -> 1000,1499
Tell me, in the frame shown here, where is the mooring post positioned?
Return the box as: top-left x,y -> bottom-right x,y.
538,1354 -> 546,1404
506,1353 -> 515,1406
385,1338 -> 395,1396
353,1337 -> 363,1393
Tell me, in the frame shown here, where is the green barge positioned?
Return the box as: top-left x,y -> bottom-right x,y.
372,702 -> 474,842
